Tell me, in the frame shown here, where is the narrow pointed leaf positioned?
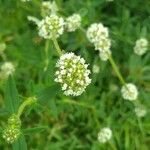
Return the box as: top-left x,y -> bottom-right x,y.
5,76 -> 20,114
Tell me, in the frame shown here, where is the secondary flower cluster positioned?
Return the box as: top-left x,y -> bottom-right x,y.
65,14 -> 81,32
87,23 -> 111,61
55,53 -> 91,96
2,115 -> 21,143
38,14 -> 64,39
0,62 -> 15,80
98,127 -> 112,143
134,104 -> 147,118
37,13 -> 81,39
121,83 -> 138,101
41,1 -> 58,17
134,38 -> 149,55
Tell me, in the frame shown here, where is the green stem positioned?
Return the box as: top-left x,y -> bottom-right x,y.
108,141 -> 117,150
107,52 -> 126,85
44,40 -> 50,71
137,118 -> 145,137
17,97 -> 37,118
52,38 -> 62,56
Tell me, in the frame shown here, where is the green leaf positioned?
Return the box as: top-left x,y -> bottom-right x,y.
23,126 -> 48,135
12,135 -> 27,150
0,127 -> 2,133
0,108 -> 8,116
36,84 -> 60,105
5,75 -> 20,115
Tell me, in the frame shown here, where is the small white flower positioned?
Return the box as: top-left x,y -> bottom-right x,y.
95,37 -> 111,52
65,14 -> 81,32
98,127 -> 112,143
87,23 -> 109,44
92,64 -> 100,73
87,23 -> 111,61
121,83 -> 138,101
99,49 -> 111,61
0,62 -> 15,78
134,38 -> 149,55
41,1 -> 58,16
55,53 -> 91,96
38,14 -> 64,39
134,105 -> 147,118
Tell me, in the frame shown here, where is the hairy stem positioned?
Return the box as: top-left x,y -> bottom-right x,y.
44,40 -> 50,71
17,97 -> 37,118
52,38 -> 62,56
107,53 -> 126,85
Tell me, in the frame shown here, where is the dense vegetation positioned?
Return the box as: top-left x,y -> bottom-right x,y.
0,0 -> 150,149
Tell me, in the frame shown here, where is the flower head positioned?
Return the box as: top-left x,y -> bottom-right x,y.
134,38 -> 149,55
0,62 -> 15,79
55,53 -> 91,96
134,105 -> 147,118
2,126 -> 21,144
121,83 -> 138,101
65,14 -> 81,32
94,37 -> 111,52
98,127 -> 112,143
41,1 -> 58,16
87,23 -> 109,44
87,23 -> 111,61
38,14 -> 64,39
99,49 -> 111,61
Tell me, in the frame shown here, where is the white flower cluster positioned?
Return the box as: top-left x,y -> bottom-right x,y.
98,127 -> 112,143
65,14 -> 81,32
41,1 -> 58,16
87,23 -> 111,61
134,38 -> 149,55
55,53 -> 91,96
38,14 -> 64,39
121,83 -> 138,101
134,105 -> 147,118
0,62 -> 15,79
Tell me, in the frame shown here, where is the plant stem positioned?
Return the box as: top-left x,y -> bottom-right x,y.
17,97 -> 37,118
44,40 -> 50,71
107,53 -> 126,85
52,38 -> 62,56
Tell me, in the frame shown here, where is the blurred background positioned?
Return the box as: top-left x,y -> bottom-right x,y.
0,0 -> 150,149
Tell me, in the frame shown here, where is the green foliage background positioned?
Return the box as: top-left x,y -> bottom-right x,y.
0,0 -> 150,149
